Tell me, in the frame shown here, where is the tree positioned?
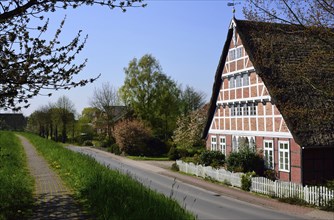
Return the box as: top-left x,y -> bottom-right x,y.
243,0 -> 333,28
27,104 -> 52,138
120,54 -> 181,140
173,104 -> 208,149
0,0 -> 145,111
114,119 -> 153,156
180,85 -> 206,115
90,82 -> 123,141
54,95 -> 76,143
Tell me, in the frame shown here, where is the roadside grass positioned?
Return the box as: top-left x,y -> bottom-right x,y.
22,133 -> 194,220
0,131 -> 34,220
127,155 -> 170,161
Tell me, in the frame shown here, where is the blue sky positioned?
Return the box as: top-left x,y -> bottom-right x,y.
21,0 -> 245,116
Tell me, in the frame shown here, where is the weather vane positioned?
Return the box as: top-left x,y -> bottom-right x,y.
227,0 -> 241,17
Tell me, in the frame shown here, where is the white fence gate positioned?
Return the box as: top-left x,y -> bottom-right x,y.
176,160 -> 334,207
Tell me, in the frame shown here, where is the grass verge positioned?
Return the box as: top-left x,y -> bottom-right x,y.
22,133 -> 194,220
127,155 -> 170,161
0,131 -> 34,220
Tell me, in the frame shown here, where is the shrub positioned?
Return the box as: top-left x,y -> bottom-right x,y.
108,143 -> 121,155
264,169 -> 277,181
226,147 -> 265,175
83,140 -> 93,146
241,171 -> 255,191
171,163 -> 179,171
114,119 -> 152,156
199,151 -> 225,168
145,137 -> 168,157
168,146 -> 180,160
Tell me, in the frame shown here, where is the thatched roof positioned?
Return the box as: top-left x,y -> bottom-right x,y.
203,18 -> 334,148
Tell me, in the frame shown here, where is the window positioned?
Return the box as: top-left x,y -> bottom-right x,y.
229,77 -> 235,88
242,73 -> 249,86
250,103 -> 257,115
219,136 -> 226,155
211,136 -> 217,151
243,104 -> 249,116
236,75 -> 242,87
236,104 -> 242,116
236,47 -> 242,58
229,47 -> 243,61
229,49 -> 236,60
232,136 -> 238,152
264,140 -> 274,169
279,141 -> 289,172
249,137 -> 256,151
230,105 -> 235,116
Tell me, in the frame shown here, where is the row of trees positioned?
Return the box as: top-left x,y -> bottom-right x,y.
27,54 -> 208,156
28,96 -> 76,143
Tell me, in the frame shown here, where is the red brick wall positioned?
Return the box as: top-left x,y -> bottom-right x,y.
206,135 -> 302,184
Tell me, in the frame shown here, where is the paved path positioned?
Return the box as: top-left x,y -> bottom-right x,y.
17,135 -> 90,220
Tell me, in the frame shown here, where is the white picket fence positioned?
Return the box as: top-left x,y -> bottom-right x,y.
251,177 -> 334,206
176,160 -> 334,206
176,160 -> 243,187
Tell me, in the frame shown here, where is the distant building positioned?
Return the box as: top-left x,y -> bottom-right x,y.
203,18 -> 334,185
0,113 -> 27,131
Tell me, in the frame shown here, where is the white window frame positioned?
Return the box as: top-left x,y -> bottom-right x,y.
211,136 -> 217,151
236,47 -> 242,59
242,73 -> 249,86
219,136 -> 226,155
229,77 -> 235,88
236,104 -> 242,116
250,103 -> 257,115
236,75 -> 242,87
229,49 -> 236,60
243,103 -> 249,116
264,140 -> 274,169
278,141 -> 290,172
230,105 -> 235,116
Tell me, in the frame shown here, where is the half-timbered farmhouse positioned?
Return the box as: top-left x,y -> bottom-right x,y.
203,18 -> 334,185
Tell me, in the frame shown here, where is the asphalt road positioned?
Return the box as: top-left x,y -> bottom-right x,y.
67,146 -> 307,220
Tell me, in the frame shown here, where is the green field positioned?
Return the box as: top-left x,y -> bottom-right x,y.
0,131 -> 34,220
22,132 -> 194,220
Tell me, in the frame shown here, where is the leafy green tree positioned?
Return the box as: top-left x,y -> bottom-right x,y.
27,105 -> 52,138
0,0 -> 145,111
76,107 -> 98,142
54,96 -> 76,143
120,54 -> 181,140
180,86 -> 206,115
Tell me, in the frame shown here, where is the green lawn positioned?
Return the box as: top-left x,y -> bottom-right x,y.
0,131 -> 34,220
22,132 -> 194,220
127,155 -> 170,161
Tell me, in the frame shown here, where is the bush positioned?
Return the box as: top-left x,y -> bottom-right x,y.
83,140 -> 93,146
145,137 -> 168,157
264,169 -> 277,181
226,147 -> 265,175
171,163 -> 179,171
241,171 -> 255,191
199,151 -> 225,168
168,146 -> 180,160
114,119 -> 152,156
108,143 -> 121,155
